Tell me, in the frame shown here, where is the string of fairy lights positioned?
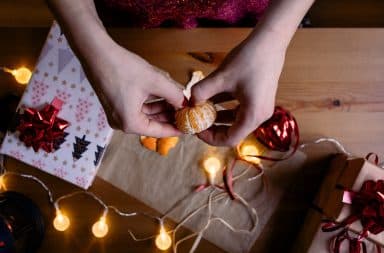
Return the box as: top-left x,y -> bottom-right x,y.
0,150 -> 262,251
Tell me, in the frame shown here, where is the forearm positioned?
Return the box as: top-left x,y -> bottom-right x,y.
45,0 -> 115,70
249,0 -> 315,49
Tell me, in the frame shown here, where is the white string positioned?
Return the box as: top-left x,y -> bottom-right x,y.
173,189 -> 218,253
54,191 -> 108,213
248,163 -> 265,182
108,205 -> 137,217
299,137 -> 354,157
3,171 -> 55,204
173,183 -> 260,253
128,230 -> 158,241
0,155 -> 157,224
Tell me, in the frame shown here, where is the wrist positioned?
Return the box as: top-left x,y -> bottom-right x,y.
245,26 -> 289,54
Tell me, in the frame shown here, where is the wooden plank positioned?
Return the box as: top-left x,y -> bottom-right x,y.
0,0 -> 53,27
2,28 -> 384,157
308,0 -> 384,27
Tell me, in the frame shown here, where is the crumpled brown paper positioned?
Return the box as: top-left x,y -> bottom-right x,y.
97,131 -> 306,253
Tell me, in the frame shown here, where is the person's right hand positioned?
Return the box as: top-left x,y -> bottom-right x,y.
83,42 -> 185,137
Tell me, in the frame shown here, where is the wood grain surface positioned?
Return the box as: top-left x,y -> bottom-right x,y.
1,26 -> 384,253
3,27 -> 383,154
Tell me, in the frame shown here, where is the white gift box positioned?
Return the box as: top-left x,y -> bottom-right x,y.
0,22 -> 113,189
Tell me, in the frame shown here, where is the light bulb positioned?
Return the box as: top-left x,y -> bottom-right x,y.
53,209 -> 70,231
240,144 -> 261,164
0,175 -> 5,191
3,67 -> 32,84
92,216 -> 108,238
203,156 -> 221,184
155,225 -> 172,251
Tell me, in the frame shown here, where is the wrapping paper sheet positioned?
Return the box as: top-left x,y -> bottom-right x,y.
97,131 -> 306,253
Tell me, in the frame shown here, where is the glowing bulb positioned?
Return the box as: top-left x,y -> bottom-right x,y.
53,210 -> 70,231
3,67 -> 32,84
0,175 -> 5,191
155,225 -> 172,251
240,144 -> 261,164
92,216 -> 109,238
203,156 -> 221,184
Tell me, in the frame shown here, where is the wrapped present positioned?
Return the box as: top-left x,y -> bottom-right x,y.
293,154 -> 384,253
0,22 -> 113,189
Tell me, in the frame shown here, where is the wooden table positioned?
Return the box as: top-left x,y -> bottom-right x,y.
1,28 -> 384,253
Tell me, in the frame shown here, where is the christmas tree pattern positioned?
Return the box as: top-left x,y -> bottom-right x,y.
53,132 -> 69,151
72,135 -> 91,161
94,145 -> 105,166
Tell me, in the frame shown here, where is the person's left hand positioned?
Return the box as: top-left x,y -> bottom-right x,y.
191,30 -> 287,146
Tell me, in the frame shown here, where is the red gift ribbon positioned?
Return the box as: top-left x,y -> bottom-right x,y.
195,159 -> 263,201
322,180 -> 384,253
15,97 -> 69,153
244,106 -> 300,162
223,106 -> 298,199
197,107 -> 297,199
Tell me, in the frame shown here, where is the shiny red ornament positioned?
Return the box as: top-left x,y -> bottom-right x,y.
322,180 -> 384,253
254,106 -> 298,152
243,106 -> 299,162
15,97 -> 69,153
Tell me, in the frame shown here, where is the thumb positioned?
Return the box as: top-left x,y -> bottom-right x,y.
191,73 -> 227,104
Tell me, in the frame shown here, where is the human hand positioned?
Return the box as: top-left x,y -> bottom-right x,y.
84,43 -> 184,137
191,30 -> 287,146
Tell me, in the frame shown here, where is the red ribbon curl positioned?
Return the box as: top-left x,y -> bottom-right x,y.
15,97 -> 69,153
246,106 -> 299,162
322,180 -> 384,253
221,106 -> 299,199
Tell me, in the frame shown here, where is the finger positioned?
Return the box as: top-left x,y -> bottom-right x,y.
215,109 -> 238,124
197,105 -> 256,146
196,125 -> 231,146
191,73 -> 229,103
210,92 -> 235,104
224,105 -> 257,145
138,113 -> 182,137
147,112 -> 175,123
151,75 -> 185,109
142,100 -> 174,115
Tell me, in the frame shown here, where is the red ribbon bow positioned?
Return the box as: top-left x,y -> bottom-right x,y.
322,180 -> 384,253
15,97 -> 69,153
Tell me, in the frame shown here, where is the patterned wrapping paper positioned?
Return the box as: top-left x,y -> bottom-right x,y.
0,22 -> 113,189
